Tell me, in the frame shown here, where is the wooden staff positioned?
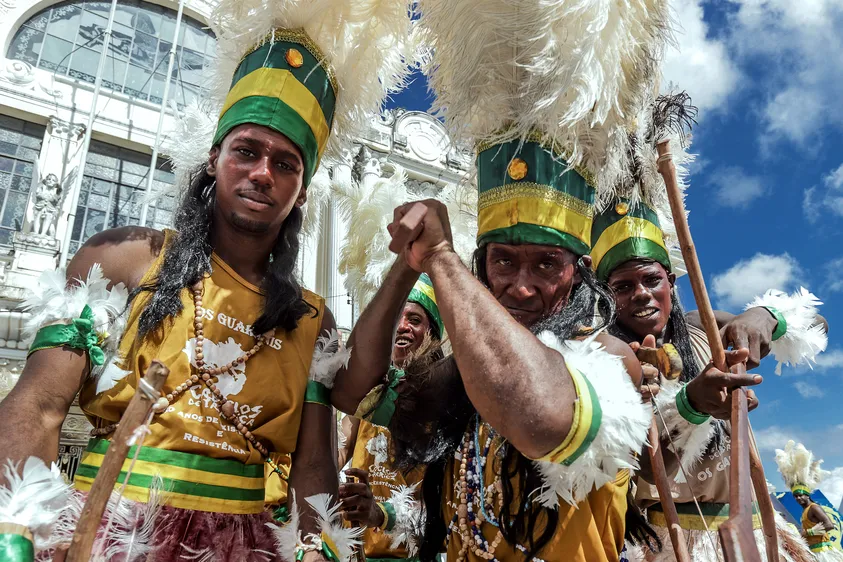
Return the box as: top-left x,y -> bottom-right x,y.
64,361 -> 169,562
656,141 -> 776,562
647,417 -> 691,562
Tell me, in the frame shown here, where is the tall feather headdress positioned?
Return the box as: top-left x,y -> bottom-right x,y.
163,0 -> 417,194
590,91 -> 697,280
417,0 -> 673,254
775,440 -> 830,496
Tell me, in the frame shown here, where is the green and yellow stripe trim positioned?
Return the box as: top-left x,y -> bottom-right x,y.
591,199 -> 670,280
74,438 -> 266,514
214,33 -> 337,186
649,502 -> 762,531
476,138 -> 595,254
408,273 -> 443,337
535,363 -> 602,465
791,484 -> 812,496
809,542 -> 836,552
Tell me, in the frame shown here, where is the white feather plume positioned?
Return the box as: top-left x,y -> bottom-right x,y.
419,0 -> 673,192
775,440 -> 830,493
385,484 -> 423,556
309,329 -> 352,388
21,263 -> 130,395
745,288 -> 828,375
268,490 -> 302,562
652,379 -> 715,473
532,333 -> 650,507
305,493 -> 363,562
160,98 -> 218,199
0,457 -> 78,551
336,165 -> 412,309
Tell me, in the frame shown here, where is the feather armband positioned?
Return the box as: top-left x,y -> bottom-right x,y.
306,330 -> 352,407
531,334 -> 650,507
745,288 -> 827,374
652,380 -> 715,472
269,492 -> 362,562
379,484 -> 422,556
29,305 -> 106,364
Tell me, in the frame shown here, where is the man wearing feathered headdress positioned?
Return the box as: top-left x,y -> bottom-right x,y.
0,1 -> 414,560
592,93 -> 825,562
776,441 -> 843,561
326,3 -> 769,561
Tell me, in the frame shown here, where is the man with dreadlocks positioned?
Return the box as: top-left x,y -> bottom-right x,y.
592,94 -> 827,562
336,274 -> 443,562
0,1 -> 414,560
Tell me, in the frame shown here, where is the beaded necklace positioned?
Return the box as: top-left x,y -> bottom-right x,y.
91,280 -> 286,477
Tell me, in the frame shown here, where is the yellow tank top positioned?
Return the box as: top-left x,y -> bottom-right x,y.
79,230 -> 325,464
443,422 -> 628,562
803,503 -> 843,552
351,421 -> 425,559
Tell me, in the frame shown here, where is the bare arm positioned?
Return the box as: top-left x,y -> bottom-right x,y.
289,308 -> 340,540
0,226 -> 161,484
337,415 -> 361,469
425,250 -> 577,459
808,503 -> 835,531
331,259 -> 418,414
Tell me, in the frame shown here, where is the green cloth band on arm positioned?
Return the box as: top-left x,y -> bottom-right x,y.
305,380 -> 331,407
379,501 -> 397,532
676,384 -> 711,425
762,306 -> 788,341
367,367 -> 405,428
28,304 -> 106,365
0,532 -> 34,562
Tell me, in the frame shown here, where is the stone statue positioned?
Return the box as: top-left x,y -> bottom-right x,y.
25,173 -> 62,237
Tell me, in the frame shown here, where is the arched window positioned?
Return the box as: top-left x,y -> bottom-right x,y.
7,0 -> 215,107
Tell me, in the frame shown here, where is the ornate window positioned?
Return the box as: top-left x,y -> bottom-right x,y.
69,140 -> 175,254
0,115 -> 45,246
7,0 -> 215,107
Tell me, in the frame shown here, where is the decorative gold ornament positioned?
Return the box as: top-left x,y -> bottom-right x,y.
507,158 -> 528,180
615,201 -> 629,216
286,48 -> 304,68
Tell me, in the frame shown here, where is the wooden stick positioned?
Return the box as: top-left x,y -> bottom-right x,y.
749,423 -> 780,562
647,416 -> 691,562
656,142 -> 762,562
64,361 -> 169,562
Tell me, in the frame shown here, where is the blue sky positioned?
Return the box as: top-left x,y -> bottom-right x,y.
386,0 -> 843,508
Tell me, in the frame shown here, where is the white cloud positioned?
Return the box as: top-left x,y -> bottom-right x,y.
754,426 -> 797,452
794,381 -> 824,399
709,166 -> 767,208
824,467 -> 843,511
805,164 -> 843,223
711,253 -> 802,309
726,0 -> 843,146
662,0 -> 741,113
824,257 -> 843,293
815,349 -> 843,371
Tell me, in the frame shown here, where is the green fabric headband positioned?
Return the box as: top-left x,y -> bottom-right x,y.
475,136 -> 595,255
590,199 -> 671,281
214,31 -> 337,186
407,273 -> 443,339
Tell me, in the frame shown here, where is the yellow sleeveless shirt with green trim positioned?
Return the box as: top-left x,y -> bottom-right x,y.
352,420 -> 424,560
442,423 -> 628,562
74,229 -> 324,514
803,503 -> 843,552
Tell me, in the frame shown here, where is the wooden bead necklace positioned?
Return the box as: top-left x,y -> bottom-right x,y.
91,280 -> 285,476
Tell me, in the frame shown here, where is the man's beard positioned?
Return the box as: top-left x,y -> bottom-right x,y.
229,210 -> 272,234
528,281 -> 597,340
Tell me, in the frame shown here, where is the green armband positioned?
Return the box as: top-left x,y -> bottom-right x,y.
304,380 -> 331,407
761,306 -> 788,341
28,305 -> 105,365
676,384 -> 711,425
377,501 -> 396,532
0,523 -> 35,562
367,367 -> 405,427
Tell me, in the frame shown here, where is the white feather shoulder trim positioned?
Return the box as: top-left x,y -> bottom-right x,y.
0,457 -> 80,551
652,379 -> 715,473
22,263 -> 130,395
309,329 -> 352,389
745,287 -> 828,374
531,333 -> 650,508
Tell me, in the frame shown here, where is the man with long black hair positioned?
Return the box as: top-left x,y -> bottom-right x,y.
0,1 -> 414,560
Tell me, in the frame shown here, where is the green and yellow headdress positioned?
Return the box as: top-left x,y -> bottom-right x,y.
591,199 -> 671,281
407,273 -> 443,339
418,1 -> 673,251
166,0 -> 415,190
476,136 -> 595,255
775,440 -> 829,497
